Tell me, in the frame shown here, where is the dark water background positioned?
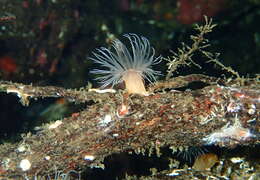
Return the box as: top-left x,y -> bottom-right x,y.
0,1 -> 259,179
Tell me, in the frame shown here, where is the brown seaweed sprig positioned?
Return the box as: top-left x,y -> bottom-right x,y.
165,16 -> 216,80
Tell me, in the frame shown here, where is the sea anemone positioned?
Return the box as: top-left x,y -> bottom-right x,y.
90,33 -> 161,95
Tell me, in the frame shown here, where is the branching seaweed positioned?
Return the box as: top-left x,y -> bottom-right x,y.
166,16 -> 217,80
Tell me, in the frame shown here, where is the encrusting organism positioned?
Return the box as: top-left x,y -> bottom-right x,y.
90,33 -> 161,95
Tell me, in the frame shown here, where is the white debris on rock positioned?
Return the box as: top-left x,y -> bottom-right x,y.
19,159 -> 31,171
88,88 -> 116,93
84,155 -> 95,161
48,120 -> 62,129
98,114 -> 112,127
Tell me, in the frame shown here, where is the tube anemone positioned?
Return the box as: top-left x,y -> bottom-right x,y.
90,33 -> 161,95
